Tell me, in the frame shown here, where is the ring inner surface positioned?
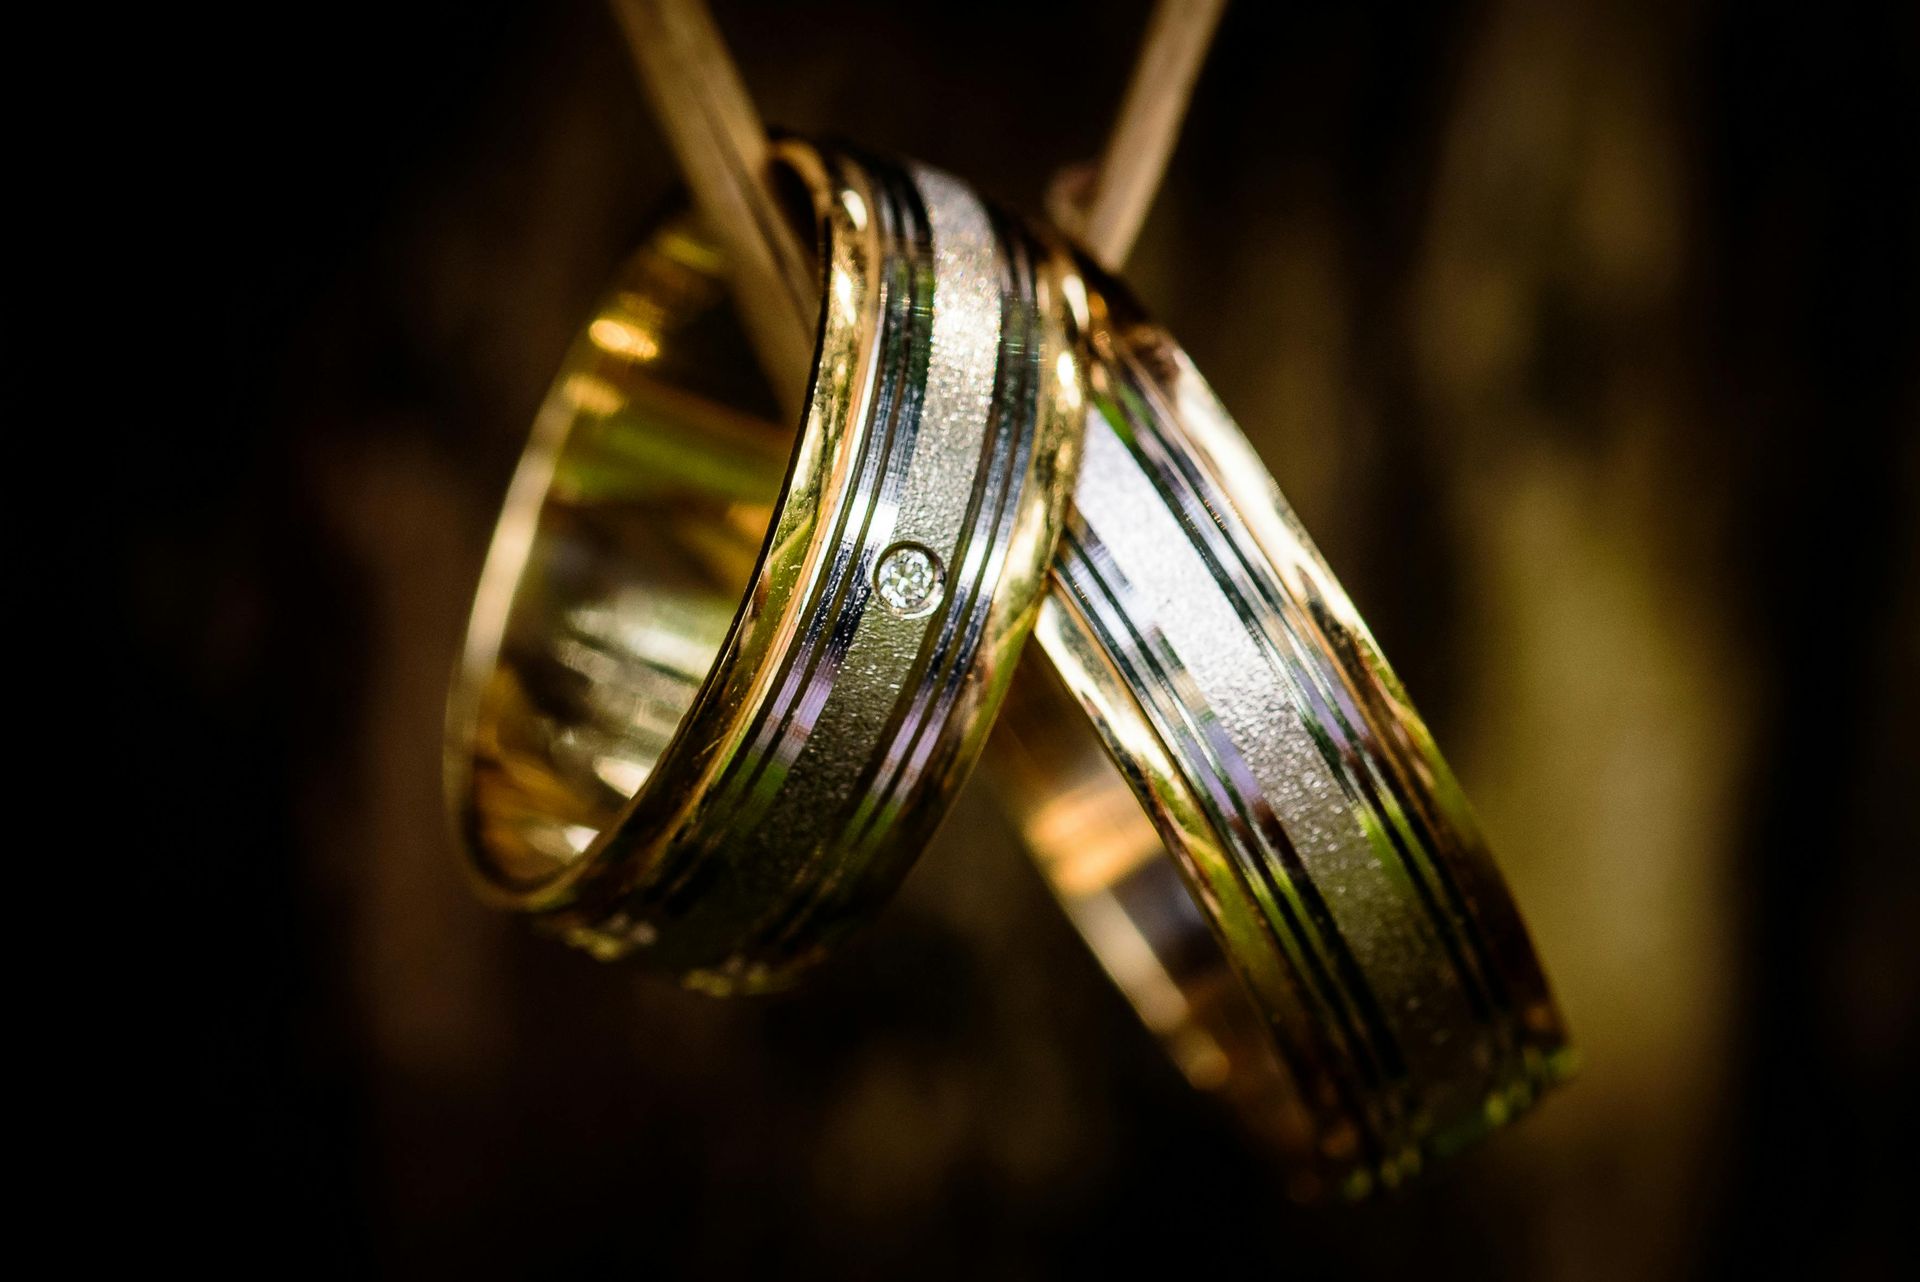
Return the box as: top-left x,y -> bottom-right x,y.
466,215 -> 794,889
999,268 -> 1570,1200
991,655 -> 1321,1183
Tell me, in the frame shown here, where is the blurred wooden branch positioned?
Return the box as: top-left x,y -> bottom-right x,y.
1076,0 -> 1228,271
613,0 -> 1227,388
609,0 -> 818,410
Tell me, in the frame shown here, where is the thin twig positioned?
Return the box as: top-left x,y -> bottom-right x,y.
1073,0 -> 1228,271
614,0 -> 1225,383
610,0 -> 819,411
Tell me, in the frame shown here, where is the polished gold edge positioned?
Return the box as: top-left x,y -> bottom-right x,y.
447,141 -> 1084,990
1006,263 -> 1572,1200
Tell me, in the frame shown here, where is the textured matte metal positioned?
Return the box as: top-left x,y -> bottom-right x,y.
446,142 -> 1083,990
996,261 -> 1572,1200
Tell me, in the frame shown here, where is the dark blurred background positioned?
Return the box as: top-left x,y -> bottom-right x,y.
129,0 -> 1916,1276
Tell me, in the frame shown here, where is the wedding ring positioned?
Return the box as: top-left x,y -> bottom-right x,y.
447,141 -> 1083,991
993,261 -> 1572,1200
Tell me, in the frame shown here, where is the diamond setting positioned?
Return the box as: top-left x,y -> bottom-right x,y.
874,543 -> 943,617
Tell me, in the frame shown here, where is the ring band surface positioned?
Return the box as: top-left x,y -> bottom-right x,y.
994,262 -> 1572,1200
448,141 -> 1082,991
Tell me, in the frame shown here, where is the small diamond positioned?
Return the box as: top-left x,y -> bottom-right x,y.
874,543 -> 943,616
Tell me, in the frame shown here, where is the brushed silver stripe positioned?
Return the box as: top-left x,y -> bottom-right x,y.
1071,412 -> 1488,1100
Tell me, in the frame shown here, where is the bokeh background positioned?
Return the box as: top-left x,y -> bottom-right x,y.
135,0 -> 1915,1276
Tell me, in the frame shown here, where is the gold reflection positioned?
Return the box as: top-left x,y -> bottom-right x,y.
1022,779 -> 1161,898
454,211 -> 794,890
588,316 -> 661,362
562,373 -> 626,417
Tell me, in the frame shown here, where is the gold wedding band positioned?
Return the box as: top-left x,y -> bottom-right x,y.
448,132 -> 1569,1190
446,141 -> 1083,991
994,261 -> 1572,1201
